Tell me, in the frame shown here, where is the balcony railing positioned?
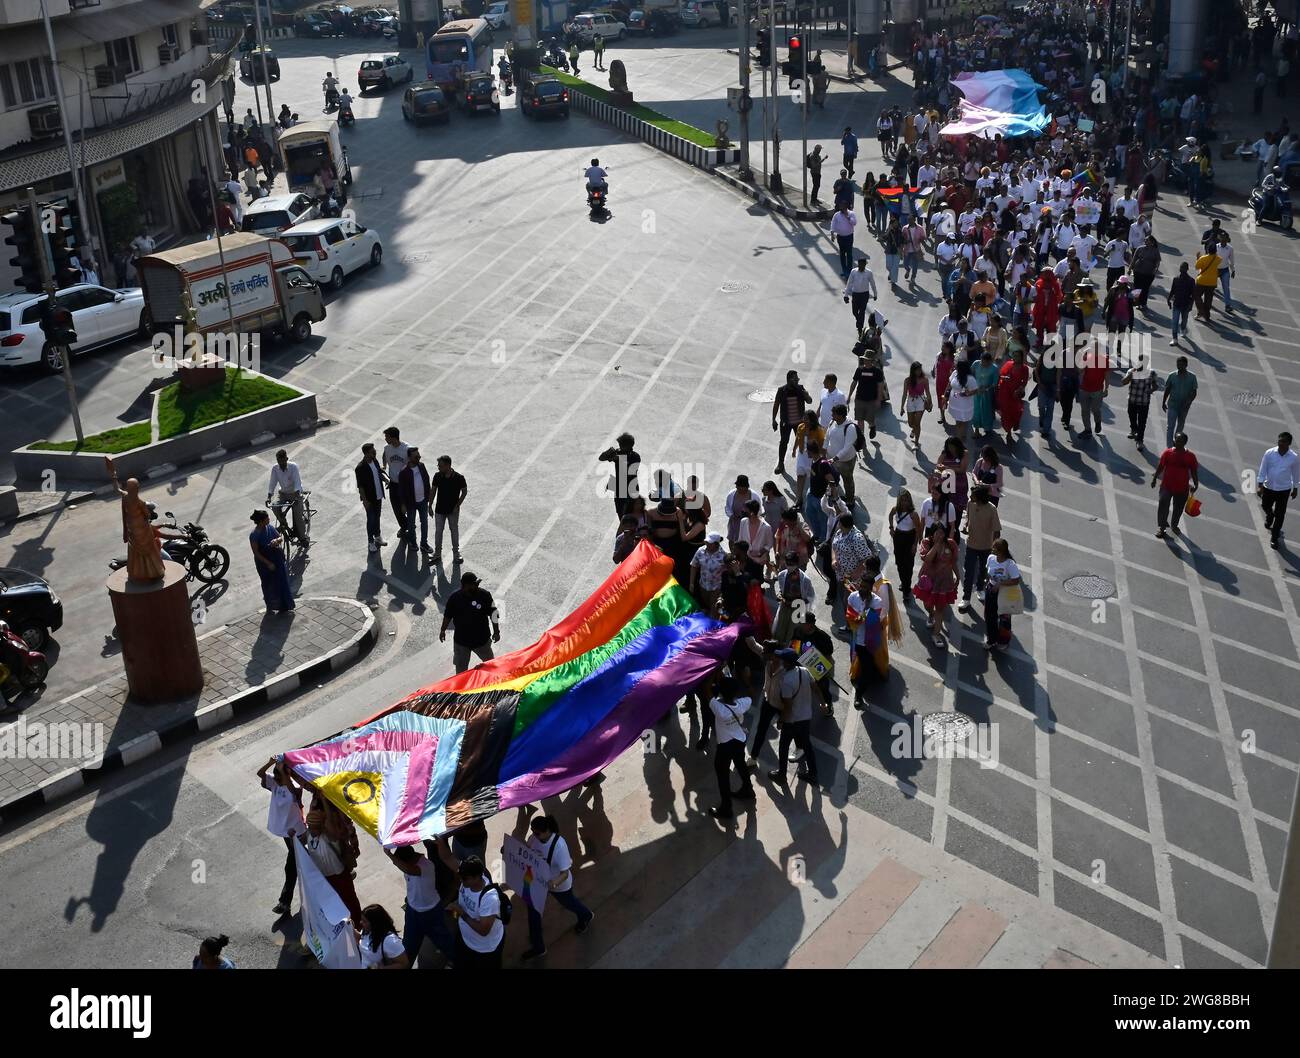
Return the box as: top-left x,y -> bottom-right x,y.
88,31 -> 241,128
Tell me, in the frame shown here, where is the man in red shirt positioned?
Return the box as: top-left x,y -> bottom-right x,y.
1077,341 -> 1110,436
1151,432 -> 1200,538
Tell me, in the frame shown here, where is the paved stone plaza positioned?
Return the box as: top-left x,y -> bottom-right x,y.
0,32 -> 1297,968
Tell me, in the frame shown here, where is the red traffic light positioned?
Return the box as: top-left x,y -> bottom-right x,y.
789,37 -> 800,48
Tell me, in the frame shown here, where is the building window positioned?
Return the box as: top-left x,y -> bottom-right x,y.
0,58 -> 56,110
105,36 -> 141,75
162,23 -> 180,47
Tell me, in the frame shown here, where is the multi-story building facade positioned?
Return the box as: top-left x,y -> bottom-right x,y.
0,0 -> 236,286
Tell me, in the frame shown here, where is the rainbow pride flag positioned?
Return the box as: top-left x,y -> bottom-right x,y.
283,542 -> 744,847
877,186 -> 934,216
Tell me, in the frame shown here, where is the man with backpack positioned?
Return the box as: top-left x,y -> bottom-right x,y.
451,855 -> 506,969
386,844 -> 456,967
824,403 -> 861,505
522,814 -> 594,960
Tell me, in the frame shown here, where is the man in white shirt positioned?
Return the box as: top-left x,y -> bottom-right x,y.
1127,214 -> 1152,252
1258,431 -> 1299,549
453,856 -> 505,968
266,448 -> 307,543
818,373 -> 849,429
1113,187 -> 1139,224
387,844 -> 455,965
1052,216 -> 1079,262
829,205 -> 858,278
843,258 -> 878,332
708,674 -> 754,819
1214,233 -> 1237,313
1070,226 -> 1098,271
917,161 -> 939,189
824,403 -> 860,503
1103,234 -> 1129,289
381,426 -> 412,539
771,648 -> 818,785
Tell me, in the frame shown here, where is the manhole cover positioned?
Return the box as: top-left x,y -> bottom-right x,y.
1063,573 -> 1116,599
921,712 -> 975,745
747,388 -> 777,403
720,281 -> 750,293
1234,391 -> 1274,406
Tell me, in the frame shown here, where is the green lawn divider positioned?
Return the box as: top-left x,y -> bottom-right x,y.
541,66 -> 721,149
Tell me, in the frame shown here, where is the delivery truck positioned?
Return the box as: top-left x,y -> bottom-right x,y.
278,119 -> 352,198
136,232 -> 326,344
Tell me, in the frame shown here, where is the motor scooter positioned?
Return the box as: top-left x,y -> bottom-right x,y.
0,620 -> 48,705
1248,179 -> 1294,229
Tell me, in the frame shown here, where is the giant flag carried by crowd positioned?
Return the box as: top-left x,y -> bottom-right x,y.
941,70 -> 1049,139
283,542 -> 743,847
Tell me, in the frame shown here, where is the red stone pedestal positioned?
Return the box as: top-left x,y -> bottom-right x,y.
107,561 -> 204,703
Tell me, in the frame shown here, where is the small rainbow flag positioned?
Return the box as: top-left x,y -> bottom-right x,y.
284,542 -> 743,847
877,186 -> 934,216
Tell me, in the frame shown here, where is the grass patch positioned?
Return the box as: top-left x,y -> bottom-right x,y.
156,367 -> 300,440
29,368 -> 300,453
30,422 -> 152,454
541,66 -> 721,148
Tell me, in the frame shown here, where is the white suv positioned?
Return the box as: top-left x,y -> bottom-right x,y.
568,13 -> 625,42
241,193 -> 319,236
0,285 -> 147,371
279,217 -> 383,291
484,1 -> 511,29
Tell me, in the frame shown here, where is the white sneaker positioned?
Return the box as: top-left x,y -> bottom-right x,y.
377,537 -> 388,546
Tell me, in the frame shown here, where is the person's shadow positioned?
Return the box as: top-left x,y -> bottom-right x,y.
247,610 -> 295,684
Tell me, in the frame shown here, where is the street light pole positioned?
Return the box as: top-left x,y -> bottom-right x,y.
738,0 -> 753,180
769,0 -> 782,194
800,21 -> 808,207
36,1 -> 86,444
254,0 -> 276,127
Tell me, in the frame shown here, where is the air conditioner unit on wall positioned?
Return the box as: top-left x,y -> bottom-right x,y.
159,43 -> 180,63
93,63 -> 131,87
28,104 -> 63,138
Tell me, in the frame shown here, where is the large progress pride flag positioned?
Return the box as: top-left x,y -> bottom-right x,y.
284,542 -> 743,847
942,70 -> 1049,139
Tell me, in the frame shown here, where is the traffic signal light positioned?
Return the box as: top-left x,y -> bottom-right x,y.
786,35 -> 803,87
3,206 -> 44,294
756,28 -> 769,65
40,302 -> 77,347
43,201 -> 81,289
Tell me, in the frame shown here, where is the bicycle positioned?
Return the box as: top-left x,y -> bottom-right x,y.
269,489 -> 316,564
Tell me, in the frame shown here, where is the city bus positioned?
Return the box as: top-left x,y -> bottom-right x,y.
426,18 -> 493,95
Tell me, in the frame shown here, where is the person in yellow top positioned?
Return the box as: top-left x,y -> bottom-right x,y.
1193,246 -> 1221,321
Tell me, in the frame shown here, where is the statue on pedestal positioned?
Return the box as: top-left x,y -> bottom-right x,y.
608,59 -> 633,107
106,456 -> 165,583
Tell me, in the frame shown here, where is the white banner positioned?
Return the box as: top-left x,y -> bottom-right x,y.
503,834 -> 552,914
293,841 -> 362,969
191,259 -> 279,329
1073,200 -> 1101,227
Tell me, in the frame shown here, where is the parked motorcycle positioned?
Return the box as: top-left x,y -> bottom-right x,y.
1248,179 -> 1294,230
109,513 -> 230,585
0,620 -> 48,705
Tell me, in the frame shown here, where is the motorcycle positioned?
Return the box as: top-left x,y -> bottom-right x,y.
339,98 -> 355,128
498,61 -> 513,95
0,620 -> 48,705
546,41 -> 570,71
586,176 -> 609,216
324,85 -> 340,111
109,513 -> 231,585
1248,180 -> 1294,229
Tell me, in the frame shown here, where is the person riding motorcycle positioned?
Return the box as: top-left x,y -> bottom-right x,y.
338,87 -> 354,122
1261,165 -> 1284,218
497,55 -> 512,88
322,71 -> 340,107
585,158 -> 608,193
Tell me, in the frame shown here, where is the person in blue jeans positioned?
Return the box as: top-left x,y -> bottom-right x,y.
1163,355 -> 1199,448
829,205 -> 856,278
522,814 -> 593,960
1166,261 -> 1195,347
398,448 -> 433,554
387,844 -> 456,967
840,125 -> 858,178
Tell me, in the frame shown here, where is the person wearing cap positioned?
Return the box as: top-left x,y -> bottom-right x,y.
440,573 -> 500,673
707,673 -> 756,821
689,533 -> 727,614
724,475 -> 756,543
770,649 -> 818,786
